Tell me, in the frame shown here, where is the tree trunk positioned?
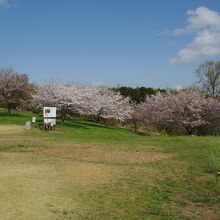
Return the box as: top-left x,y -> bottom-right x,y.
60,106 -> 69,126
134,121 -> 137,132
96,114 -> 100,123
7,105 -> 11,116
61,117 -> 64,126
61,112 -> 66,126
104,118 -> 108,127
186,127 -> 193,135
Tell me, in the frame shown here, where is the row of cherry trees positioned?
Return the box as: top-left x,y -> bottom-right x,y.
132,91 -> 220,135
33,83 -> 220,134
33,83 -> 133,125
1,67 -> 220,135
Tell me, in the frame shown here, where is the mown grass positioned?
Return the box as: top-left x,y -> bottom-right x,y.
0,109 -> 220,219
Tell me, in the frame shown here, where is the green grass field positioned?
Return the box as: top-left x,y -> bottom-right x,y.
0,108 -> 220,220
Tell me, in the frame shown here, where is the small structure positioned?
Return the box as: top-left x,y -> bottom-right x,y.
32,117 -> 36,124
39,107 -> 57,130
25,121 -> 32,130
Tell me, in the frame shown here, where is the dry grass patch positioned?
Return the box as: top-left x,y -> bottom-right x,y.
0,159 -> 73,220
72,147 -> 171,164
41,146 -> 171,164
181,202 -> 220,220
0,125 -> 24,135
0,125 -> 55,152
63,162 -> 122,189
0,149 -> 124,191
0,152 -> 122,219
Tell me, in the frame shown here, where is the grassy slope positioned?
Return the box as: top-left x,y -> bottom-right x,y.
0,109 -> 220,220
0,108 -> 40,125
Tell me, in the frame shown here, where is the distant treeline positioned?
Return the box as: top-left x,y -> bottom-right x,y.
113,86 -> 166,103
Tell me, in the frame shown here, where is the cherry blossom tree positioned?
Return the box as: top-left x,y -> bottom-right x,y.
82,87 -> 133,124
133,91 -> 220,135
33,84 -> 133,126
33,83 -> 86,125
198,97 -> 220,135
0,67 -> 34,115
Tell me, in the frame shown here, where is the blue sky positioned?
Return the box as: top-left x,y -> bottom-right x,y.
0,0 -> 220,88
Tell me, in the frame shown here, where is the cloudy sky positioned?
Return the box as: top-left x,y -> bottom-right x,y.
0,0 -> 220,88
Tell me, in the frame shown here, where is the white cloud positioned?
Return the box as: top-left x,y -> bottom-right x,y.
170,7 -> 220,64
0,0 -> 10,8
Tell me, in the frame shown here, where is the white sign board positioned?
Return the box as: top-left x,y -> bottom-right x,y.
43,107 -> 56,118
44,118 -> 56,126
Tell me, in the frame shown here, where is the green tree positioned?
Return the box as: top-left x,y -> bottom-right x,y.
113,86 -> 166,103
196,60 -> 220,97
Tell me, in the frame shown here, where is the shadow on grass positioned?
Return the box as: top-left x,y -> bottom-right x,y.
57,120 -> 90,130
134,130 -> 151,136
65,120 -> 151,137
0,109 -> 37,118
56,119 -> 115,130
72,120 -> 112,129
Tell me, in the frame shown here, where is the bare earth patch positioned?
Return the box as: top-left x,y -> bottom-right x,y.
72,147 -> 171,164
0,150 -> 123,219
63,162 -> 122,189
41,146 -> 171,164
181,202 -> 220,220
0,125 -> 173,219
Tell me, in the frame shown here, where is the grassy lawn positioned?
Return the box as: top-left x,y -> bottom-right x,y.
0,109 -> 220,219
